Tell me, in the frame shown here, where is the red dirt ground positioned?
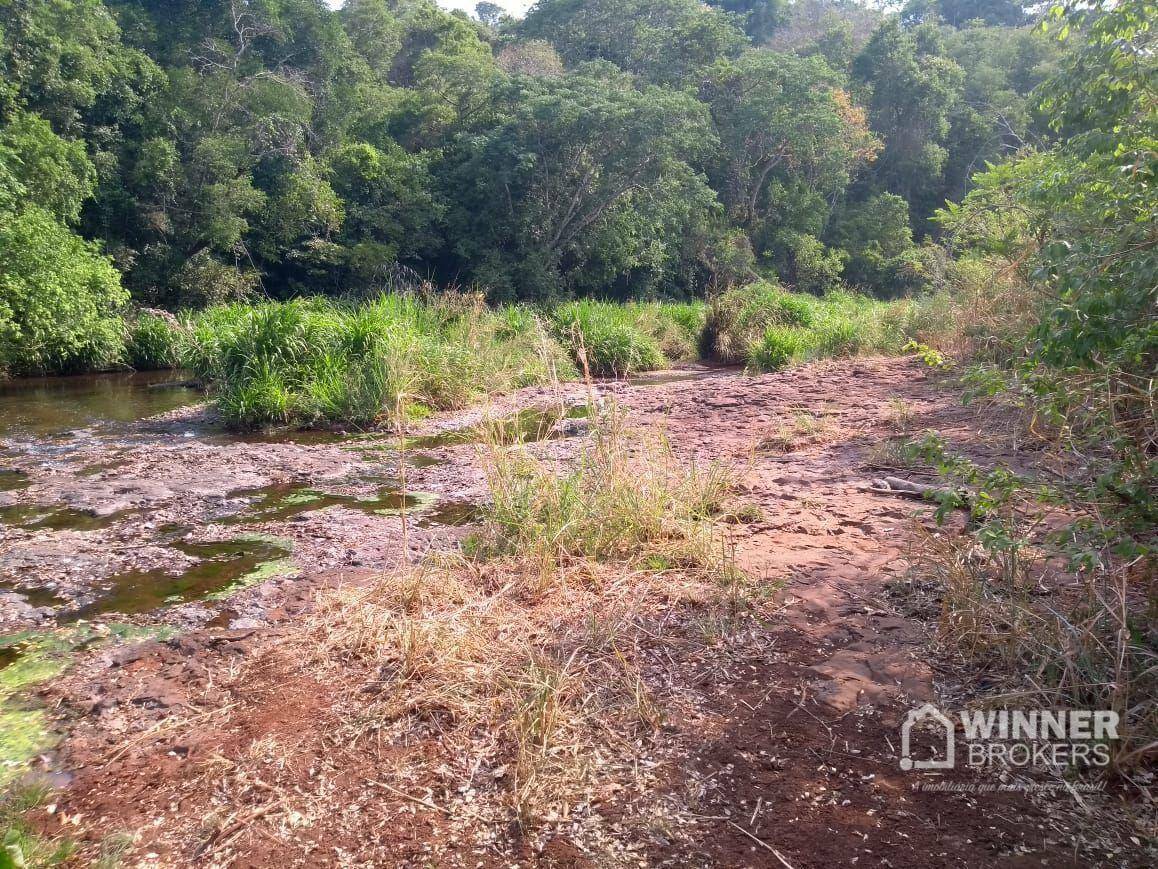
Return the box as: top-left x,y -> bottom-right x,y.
32,357 -> 1153,867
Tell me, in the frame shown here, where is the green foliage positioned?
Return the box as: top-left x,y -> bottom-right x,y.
124,310 -> 181,371
746,325 -> 814,371
703,280 -> 815,363
702,50 -> 879,267
184,294 -> 576,429
826,193 -> 928,296
0,112 -> 95,223
0,0 -> 132,132
0,207 -> 127,375
166,252 -> 260,310
934,1 -> 1156,557
779,232 -> 847,295
441,65 -> 719,301
551,300 -> 665,377
851,19 -> 964,227
0,0 -> 1094,378
904,2 -> 1157,767
326,141 -> 440,278
903,339 -> 952,370
520,0 -> 747,86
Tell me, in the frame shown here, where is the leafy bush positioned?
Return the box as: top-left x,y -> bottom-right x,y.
0,207 -> 127,375
781,232 -> 847,295
826,193 -> 931,298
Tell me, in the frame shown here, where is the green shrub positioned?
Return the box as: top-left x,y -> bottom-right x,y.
0,207 -> 127,375
746,325 -> 815,372
702,281 -> 816,363
782,232 -> 847,295
124,311 -> 182,370
167,250 -> 259,309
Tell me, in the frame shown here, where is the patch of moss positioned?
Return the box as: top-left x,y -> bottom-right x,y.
204,554 -> 297,601
0,623 -> 179,788
372,490 -> 438,516
0,633 -> 72,789
0,708 -> 54,789
280,491 -> 324,506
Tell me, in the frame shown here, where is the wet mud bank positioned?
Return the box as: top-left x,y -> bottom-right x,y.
0,372 -> 610,632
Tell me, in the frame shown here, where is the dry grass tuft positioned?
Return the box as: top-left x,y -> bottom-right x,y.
757,409 -> 837,454
903,527 -> 1158,770
476,401 -> 738,592
307,403 -> 767,828
882,397 -> 915,432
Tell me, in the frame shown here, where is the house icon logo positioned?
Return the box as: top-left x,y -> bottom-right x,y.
900,703 -> 955,770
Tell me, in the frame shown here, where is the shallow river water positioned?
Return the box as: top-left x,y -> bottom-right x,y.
0,370 -> 593,632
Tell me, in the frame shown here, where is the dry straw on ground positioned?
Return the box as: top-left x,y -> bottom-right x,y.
305,402 -> 766,829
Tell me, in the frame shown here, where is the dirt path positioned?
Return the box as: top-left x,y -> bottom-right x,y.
17,358 -> 1150,866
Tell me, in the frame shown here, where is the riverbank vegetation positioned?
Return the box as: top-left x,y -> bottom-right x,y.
2,0 -> 1066,380
124,286 -> 937,427
897,0 -> 1156,768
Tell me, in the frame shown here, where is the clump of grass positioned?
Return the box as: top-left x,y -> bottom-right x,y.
550,300 -> 665,377
745,325 -> 816,372
123,310 -> 182,371
812,317 -> 863,357
181,294 -> 575,429
704,281 -> 935,372
476,402 -> 735,588
630,301 -> 706,363
702,280 -> 815,364
758,409 -> 837,453
884,397 -> 916,432
1,783 -> 75,867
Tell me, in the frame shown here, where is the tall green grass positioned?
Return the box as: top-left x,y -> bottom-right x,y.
182,294 -> 575,429
702,282 -> 943,373
128,285 -> 932,427
123,310 -> 183,370
548,299 -> 705,377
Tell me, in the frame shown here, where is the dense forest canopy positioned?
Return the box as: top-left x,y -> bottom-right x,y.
0,0 -> 1150,378
0,1 -> 1049,303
